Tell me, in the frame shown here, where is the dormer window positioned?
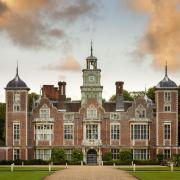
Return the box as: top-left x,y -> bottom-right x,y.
40,104 -> 50,118
87,106 -> 97,119
135,105 -> 146,118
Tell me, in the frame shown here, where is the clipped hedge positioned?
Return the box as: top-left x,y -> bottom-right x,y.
133,160 -> 159,165
103,160 -> 159,165
0,159 -> 49,165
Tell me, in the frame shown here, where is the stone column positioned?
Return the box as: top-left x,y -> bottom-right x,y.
82,148 -> 86,164
98,148 -> 102,165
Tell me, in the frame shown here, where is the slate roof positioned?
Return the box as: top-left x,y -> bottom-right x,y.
6,67 -> 29,90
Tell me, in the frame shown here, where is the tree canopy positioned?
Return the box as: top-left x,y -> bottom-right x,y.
28,92 -> 39,111
109,90 -> 134,102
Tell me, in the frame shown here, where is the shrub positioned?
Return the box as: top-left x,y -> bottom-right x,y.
133,160 -> 159,165
0,160 -> 13,165
102,152 -> 112,161
157,153 -> 164,162
51,148 -> 65,164
24,159 -> 48,165
119,150 -> 132,161
0,159 -> 49,165
71,149 -> 83,163
172,154 -> 180,167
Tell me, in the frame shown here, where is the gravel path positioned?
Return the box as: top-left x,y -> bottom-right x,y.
45,166 -> 137,180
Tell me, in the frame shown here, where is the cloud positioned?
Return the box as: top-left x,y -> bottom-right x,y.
124,0 -> 180,71
0,0 -> 98,48
0,1 -> 8,15
43,55 -> 81,72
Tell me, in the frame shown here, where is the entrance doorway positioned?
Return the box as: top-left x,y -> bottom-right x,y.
87,149 -> 97,165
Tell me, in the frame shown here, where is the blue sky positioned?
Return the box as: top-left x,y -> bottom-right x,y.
0,0 -> 179,102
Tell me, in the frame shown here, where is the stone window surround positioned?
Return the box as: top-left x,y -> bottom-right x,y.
64,123 -> 74,140
13,122 -> 20,145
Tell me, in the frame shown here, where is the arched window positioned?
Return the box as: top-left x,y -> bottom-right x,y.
39,104 -> 50,118
135,105 -> 146,118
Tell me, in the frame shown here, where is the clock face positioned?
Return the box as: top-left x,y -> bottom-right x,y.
89,75 -> 95,82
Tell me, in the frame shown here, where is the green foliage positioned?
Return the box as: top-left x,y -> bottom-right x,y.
0,103 -> 6,144
71,149 -> 83,162
146,86 -> 155,102
28,92 -> 39,112
51,148 -> 65,164
109,90 -> 134,102
172,154 -> 180,167
157,153 -> 164,162
102,152 -> 112,161
119,150 -> 133,161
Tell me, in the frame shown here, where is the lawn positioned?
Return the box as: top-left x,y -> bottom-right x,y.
0,166 -> 64,180
119,166 -> 180,171
119,166 -> 180,180
130,172 -> 180,180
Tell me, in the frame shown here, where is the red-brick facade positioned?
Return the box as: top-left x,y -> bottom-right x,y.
0,54 -> 179,164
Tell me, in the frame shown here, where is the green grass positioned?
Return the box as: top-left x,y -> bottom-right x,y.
0,166 -> 64,180
130,172 -> 180,180
119,166 -> 180,171
119,166 -> 180,180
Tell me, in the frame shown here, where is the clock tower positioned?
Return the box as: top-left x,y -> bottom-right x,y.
81,43 -> 103,105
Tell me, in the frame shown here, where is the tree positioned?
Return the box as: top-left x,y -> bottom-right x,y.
51,148 -> 65,164
28,92 -> 39,112
146,86 -> 155,102
119,150 -> 132,161
0,103 -> 6,145
109,90 -> 134,102
71,149 -> 83,162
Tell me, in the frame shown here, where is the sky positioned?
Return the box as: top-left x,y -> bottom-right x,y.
0,0 -> 180,102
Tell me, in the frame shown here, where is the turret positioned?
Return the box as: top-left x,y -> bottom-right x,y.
5,64 -> 30,160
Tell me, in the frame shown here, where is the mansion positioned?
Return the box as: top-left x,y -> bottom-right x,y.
0,47 -> 179,164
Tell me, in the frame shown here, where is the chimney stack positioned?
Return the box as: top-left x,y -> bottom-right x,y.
116,81 -> 124,96
58,81 -> 66,101
115,81 -> 124,111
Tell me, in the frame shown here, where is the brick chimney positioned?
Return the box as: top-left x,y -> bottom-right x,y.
58,81 -> 66,101
115,81 -> 124,111
116,81 -> 124,96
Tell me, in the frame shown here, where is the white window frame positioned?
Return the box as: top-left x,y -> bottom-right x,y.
164,149 -> 171,159
110,123 -> 120,140
131,124 -> 149,140
164,123 -> 171,140
164,91 -> 171,102
39,104 -> 50,118
35,124 -> 53,141
86,107 -> 97,119
64,123 -> 74,140
13,148 -> 20,160
86,124 -> 98,140
110,113 -> 120,120
35,149 -> 51,160
164,105 -> 171,112
111,149 -> 119,160
133,149 -> 149,160
13,91 -> 21,112
135,104 -> 146,118
13,123 -> 20,145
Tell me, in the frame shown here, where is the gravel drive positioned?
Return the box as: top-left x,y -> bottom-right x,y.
45,166 -> 136,180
